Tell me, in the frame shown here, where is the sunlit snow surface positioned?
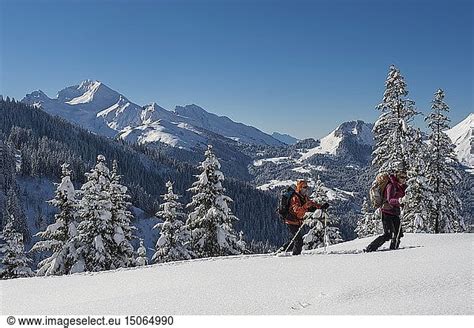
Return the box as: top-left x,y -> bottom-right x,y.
1,234 -> 471,315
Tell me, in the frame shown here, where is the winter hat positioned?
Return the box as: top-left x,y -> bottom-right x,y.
296,179 -> 308,192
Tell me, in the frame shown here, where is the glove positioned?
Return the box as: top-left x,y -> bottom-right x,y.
308,205 -> 318,212
320,202 -> 330,210
303,201 -> 317,210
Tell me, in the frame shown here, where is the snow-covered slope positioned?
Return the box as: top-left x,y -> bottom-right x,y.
172,104 -> 284,147
1,234 -> 471,315
22,81 -> 284,149
118,120 -> 209,149
299,120 -> 373,161
445,113 -> 473,168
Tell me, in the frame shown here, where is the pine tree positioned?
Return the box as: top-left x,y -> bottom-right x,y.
401,131 -> 435,233
135,239 -> 148,266
109,160 -> 136,268
311,175 -> 328,204
75,155 -> 135,272
355,197 -> 383,238
425,89 -> 465,233
5,186 -> 30,242
303,176 -> 342,250
186,145 -> 243,258
373,65 -> 418,173
152,181 -> 194,263
31,163 -> 80,275
0,217 -> 34,279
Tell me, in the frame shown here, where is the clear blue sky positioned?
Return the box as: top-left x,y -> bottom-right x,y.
1,0 -> 472,139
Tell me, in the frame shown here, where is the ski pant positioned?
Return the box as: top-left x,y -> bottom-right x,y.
366,213 -> 403,251
281,224 -> 304,255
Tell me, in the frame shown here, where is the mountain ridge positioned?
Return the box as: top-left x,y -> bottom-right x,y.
22,80 -> 284,149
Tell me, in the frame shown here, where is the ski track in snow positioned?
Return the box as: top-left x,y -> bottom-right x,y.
1,234 -> 472,315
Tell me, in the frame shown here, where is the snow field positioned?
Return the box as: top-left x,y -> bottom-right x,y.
1,233 -> 472,315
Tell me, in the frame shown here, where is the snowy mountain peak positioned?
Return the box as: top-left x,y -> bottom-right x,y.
445,113 -> 474,168
299,120 -> 373,162
144,102 -> 167,112
57,80 -> 119,107
174,104 -> 208,118
333,120 -> 374,146
22,90 -> 50,106
141,102 -> 169,124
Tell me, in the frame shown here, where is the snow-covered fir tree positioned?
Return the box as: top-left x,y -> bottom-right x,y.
303,177 -> 342,250
311,176 -> 328,204
355,197 -> 383,238
401,131 -> 434,233
424,89 -> 465,233
74,155 -> 135,273
0,217 -> 34,279
373,65 -> 418,173
186,145 -> 244,258
152,181 -> 194,263
108,160 -> 136,268
31,163 -> 80,275
135,239 -> 148,266
5,186 -> 29,242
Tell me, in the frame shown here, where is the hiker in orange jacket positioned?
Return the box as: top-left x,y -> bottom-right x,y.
281,179 -> 329,255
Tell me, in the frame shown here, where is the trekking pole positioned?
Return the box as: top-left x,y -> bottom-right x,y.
283,222 -> 306,253
394,209 -> 403,249
323,210 -> 329,254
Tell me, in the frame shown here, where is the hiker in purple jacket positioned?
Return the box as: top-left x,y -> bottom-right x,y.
365,171 -> 407,252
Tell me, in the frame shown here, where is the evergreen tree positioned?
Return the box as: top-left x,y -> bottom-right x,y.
109,160 -> 136,268
31,163 -> 80,275
401,131 -> 434,233
152,181 -> 194,263
311,175 -> 328,204
75,155 -> 134,272
0,140 -> 16,229
5,186 -> 30,242
135,239 -> 148,266
186,145 -> 243,258
425,89 -> 465,233
303,176 -> 342,250
0,217 -> 34,279
373,65 -> 418,173
355,197 -> 383,238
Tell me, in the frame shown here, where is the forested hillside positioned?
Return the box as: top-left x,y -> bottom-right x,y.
0,99 -> 287,251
